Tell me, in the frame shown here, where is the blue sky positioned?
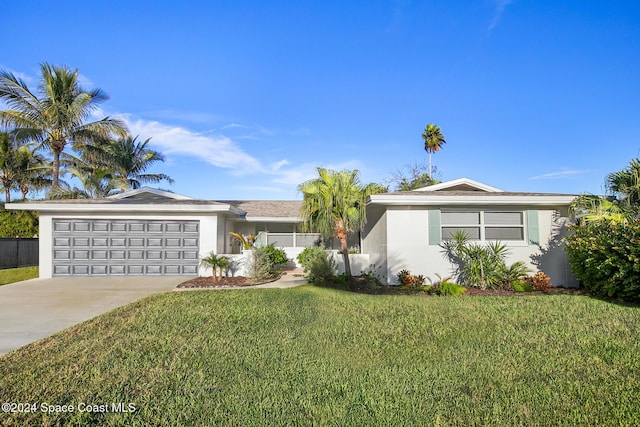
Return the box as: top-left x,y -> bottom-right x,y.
2,0 -> 640,200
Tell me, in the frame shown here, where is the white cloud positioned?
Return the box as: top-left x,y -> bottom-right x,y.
488,0 -> 512,32
529,170 -> 588,180
123,115 -> 264,174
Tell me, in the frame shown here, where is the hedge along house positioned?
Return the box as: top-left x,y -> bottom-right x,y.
362,178 -> 579,287
6,188 -> 314,278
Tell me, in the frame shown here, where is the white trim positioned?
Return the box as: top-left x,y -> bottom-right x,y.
6,202 -> 244,215
108,187 -> 194,200
369,194 -> 576,206
415,178 -> 504,192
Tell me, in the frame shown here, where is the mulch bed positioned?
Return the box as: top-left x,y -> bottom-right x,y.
177,275 -> 277,289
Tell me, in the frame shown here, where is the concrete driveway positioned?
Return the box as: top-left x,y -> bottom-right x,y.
0,276 -> 188,355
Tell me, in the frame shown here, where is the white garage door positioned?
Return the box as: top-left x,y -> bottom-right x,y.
52,219 -> 199,276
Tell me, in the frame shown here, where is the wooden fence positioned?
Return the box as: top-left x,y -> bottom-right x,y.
0,238 -> 39,269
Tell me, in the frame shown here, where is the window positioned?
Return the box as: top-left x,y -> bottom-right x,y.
441,210 -> 524,241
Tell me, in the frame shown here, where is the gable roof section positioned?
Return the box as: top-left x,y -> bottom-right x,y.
414,178 -> 503,192
108,187 -> 194,200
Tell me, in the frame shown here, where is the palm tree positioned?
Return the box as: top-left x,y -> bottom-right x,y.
0,131 -> 18,202
51,153 -> 119,199
421,123 -> 446,179
0,63 -> 127,188
200,252 -> 231,283
606,158 -> 640,209
14,142 -> 51,200
83,135 -> 173,191
298,168 -> 385,278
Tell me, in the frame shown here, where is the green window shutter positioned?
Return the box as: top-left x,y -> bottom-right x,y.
428,209 -> 441,245
527,210 -> 540,245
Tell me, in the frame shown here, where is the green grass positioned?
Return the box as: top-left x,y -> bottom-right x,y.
1,287 -> 639,426
0,266 -> 38,285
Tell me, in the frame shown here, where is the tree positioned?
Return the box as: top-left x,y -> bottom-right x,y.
298,168 -> 385,278
387,161 -> 440,191
606,158 -> 640,210
421,123 -> 446,179
50,153 -> 119,199
0,63 -> 127,188
0,131 -> 19,202
83,135 -> 173,191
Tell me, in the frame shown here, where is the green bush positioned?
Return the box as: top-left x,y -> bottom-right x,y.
0,207 -> 39,238
436,281 -> 466,296
565,220 -> 640,301
248,247 -> 279,282
513,280 -> 533,293
262,244 -> 288,266
296,246 -> 336,284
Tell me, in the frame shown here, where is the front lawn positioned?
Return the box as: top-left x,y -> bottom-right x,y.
1,287 -> 639,425
0,266 -> 38,286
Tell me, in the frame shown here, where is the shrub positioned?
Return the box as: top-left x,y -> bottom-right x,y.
513,280 -> 533,293
297,246 -> 336,285
248,247 -> 279,282
525,272 -> 552,292
262,244 -> 288,266
436,281 -> 466,296
396,269 -> 427,289
0,208 -> 39,238
565,220 -> 640,301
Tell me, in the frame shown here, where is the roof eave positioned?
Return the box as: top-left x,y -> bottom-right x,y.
368,195 -> 576,206
5,202 -> 243,214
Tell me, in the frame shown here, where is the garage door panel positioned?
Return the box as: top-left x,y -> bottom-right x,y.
109,265 -> 126,275
74,222 -> 90,232
128,250 -> 144,260
73,237 -> 90,247
73,250 -> 90,260
92,222 -> 109,232
54,265 -> 71,275
73,265 -> 89,275
110,222 -> 127,232
128,265 -> 144,275
110,250 -> 126,260
52,219 -> 200,276
183,265 -> 198,275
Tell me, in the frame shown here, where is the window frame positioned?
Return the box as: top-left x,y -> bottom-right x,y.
441,209 -> 526,242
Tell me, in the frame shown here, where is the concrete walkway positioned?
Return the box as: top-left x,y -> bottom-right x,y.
0,276 -> 186,356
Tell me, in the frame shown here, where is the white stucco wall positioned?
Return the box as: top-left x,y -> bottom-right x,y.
361,207 -> 388,278
38,212 -> 220,278
375,206 -> 578,287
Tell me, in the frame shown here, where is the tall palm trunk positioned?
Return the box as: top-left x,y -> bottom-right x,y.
4,186 -> 10,203
336,220 -> 352,277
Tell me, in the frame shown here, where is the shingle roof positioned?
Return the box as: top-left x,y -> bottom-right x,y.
219,200 -> 303,218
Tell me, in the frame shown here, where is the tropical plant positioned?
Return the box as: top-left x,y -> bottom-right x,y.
199,252 -> 231,283
82,135 -> 172,191
0,63 -> 127,188
570,194 -> 629,224
421,123 -> 446,179
564,220 -> 640,301
606,158 -> 640,210
442,230 -> 529,289
296,246 -> 336,284
50,153 -> 119,199
248,246 -> 279,282
298,168 -> 385,278
262,244 -> 288,266
229,232 -> 256,250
